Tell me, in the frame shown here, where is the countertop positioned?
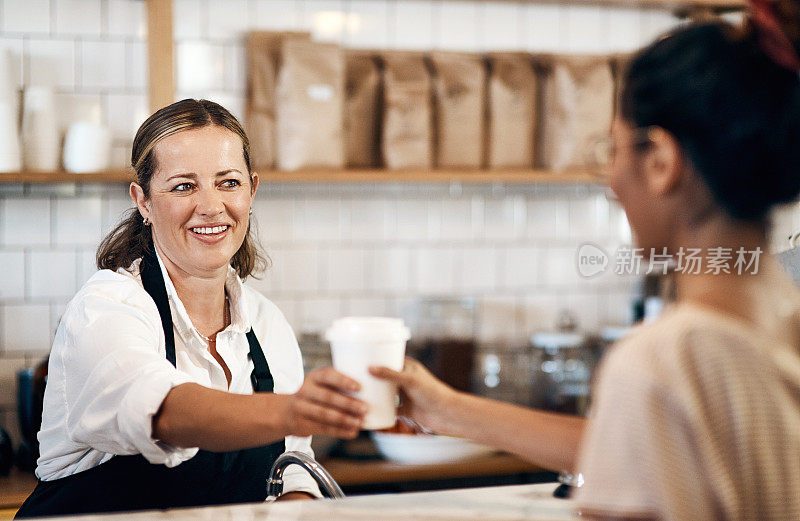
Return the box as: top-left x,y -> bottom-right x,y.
22,483 -> 576,520
0,453 -> 545,508
0,469 -> 38,508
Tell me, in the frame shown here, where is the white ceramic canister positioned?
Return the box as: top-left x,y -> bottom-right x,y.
325,317 -> 410,430
62,121 -> 112,173
0,49 -> 17,100
0,100 -> 21,172
0,50 -> 21,172
21,86 -> 59,171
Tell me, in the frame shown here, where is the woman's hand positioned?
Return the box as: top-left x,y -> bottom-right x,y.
284,368 -> 367,439
369,358 -> 459,435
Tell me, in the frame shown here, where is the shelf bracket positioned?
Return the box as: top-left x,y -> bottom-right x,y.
146,0 -> 175,112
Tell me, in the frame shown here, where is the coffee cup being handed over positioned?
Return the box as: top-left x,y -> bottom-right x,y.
325,317 -> 409,430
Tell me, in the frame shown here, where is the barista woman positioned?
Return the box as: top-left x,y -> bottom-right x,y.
16,99 -> 367,518
374,2 -> 800,519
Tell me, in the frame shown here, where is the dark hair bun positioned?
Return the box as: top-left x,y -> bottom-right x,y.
621,22 -> 800,221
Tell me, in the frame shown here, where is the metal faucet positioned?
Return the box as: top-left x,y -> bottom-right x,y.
267,451 -> 346,499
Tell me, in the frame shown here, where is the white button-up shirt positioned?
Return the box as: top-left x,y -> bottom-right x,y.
36,252 -> 321,498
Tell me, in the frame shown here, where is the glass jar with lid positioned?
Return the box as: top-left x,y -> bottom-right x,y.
409,298 -> 478,393
529,331 -> 592,416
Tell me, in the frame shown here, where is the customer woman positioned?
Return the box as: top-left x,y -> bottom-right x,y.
374,7 -> 800,520
15,99 -> 367,518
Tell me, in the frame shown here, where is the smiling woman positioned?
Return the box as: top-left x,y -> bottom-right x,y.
129,126 -> 259,349
14,100 -> 368,519
97,100 -> 263,281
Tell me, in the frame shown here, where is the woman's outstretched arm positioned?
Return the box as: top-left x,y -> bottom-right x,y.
371,358 -> 585,472
153,368 -> 368,451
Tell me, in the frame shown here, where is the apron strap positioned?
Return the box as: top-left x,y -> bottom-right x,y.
247,330 -> 274,393
140,247 -> 275,394
140,248 -> 177,367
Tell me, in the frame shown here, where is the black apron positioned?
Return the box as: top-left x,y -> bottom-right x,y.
15,249 -> 286,518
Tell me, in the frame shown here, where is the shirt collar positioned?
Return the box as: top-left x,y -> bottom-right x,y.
143,250 -> 251,342
223,265 -> 250,334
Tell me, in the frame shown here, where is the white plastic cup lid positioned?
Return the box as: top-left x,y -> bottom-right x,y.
325,316 -> 411,344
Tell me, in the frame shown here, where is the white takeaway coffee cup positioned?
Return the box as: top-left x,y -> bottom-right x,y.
325,317 -> 410,430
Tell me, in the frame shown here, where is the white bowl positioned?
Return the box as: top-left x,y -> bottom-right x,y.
370,432 -> 496,464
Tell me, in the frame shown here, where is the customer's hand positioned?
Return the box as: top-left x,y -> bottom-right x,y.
369,358 -> 458,435
285,368 -> 367,439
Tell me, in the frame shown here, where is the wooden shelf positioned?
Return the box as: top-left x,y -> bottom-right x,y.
480,0 -> 745,11
0,168 -> 605,185
321,452 -> 544,486
0,169 -> 134,184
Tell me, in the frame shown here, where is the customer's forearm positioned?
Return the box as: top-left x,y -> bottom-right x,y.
442,392 -> 585,472
152,383 -> 290,451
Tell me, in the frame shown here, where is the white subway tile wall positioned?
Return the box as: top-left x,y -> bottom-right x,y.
347,198 -> 396,241
254,0 -> 301,31
413,246 -> 458,295
1,304 -> 52,354
564,5 -> 606,54
322,247 -> 367,292
607,7 -> 645,51
299,296 -> 344,335
55,0 -> 102,37
438,1 -> 482,51
126,41 -> 148,90
81,40 -> 127,90
1,0 -> 51,35
1,197 -> 51,245
460,247 -> 499,292
176,41 -> 226,93
54,197 -> 103,245
0,250 -> 25,299
173,0 -> 205,40
369,246 -> 412,293
207,0 -> 250,41
27,249 -> 78,299
105,93 -> 148,141
0,37 -> 24,88
26,39 -> 76,88
345,0 -> 392,49
107,0 -> 147,38
481,2 -> 524,51
345,297 -> 389,318
524,4 -> 566,51
301,0 -> 348,42
393,0 -> 435,49
10,0 -> 789,443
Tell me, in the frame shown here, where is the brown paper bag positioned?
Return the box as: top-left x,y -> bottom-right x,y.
276,39 -> 345,171
428,51 -> 486,168
610,53 -> 633,120
245,31 -> 310,169
536,55 -> 614,171
486,52 -> 536,169
381,51 -> 433,170
345,51 -> 381,168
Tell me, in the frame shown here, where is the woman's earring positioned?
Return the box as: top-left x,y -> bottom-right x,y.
143,216 -> 151,226
249,208 -> 253,216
